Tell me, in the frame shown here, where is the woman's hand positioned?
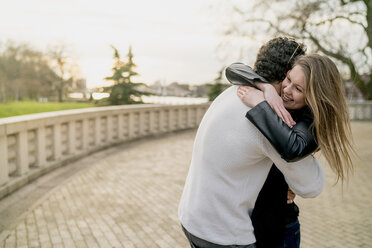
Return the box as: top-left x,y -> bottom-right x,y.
237,85 -> 295,127
258,83 -> 295,128
237,86 -> 265,107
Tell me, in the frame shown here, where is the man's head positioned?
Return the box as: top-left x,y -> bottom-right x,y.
254,37 -> 306,85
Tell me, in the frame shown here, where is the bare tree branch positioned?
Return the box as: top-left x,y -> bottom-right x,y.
359,48 -> 369,65
307,33 -> 347,63
340,0 -> 364,5
232,6 -> 245,16
307,32 -> 367,93
312,15 -> 367,31
223,0 -> 372,98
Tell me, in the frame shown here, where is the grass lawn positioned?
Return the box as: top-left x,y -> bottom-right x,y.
0,101 -> 96,118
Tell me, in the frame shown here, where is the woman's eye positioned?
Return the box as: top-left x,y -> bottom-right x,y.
296,87 -> 303,92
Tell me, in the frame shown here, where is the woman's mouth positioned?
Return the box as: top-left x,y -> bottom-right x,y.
282,94 -> 292,102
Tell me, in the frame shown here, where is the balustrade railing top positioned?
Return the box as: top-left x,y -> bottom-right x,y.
347,101 -> 372,120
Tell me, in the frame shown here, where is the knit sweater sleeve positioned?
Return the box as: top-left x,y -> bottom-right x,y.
259,137 -> 325,198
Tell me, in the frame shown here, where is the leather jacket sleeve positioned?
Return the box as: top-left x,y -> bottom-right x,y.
225,62 -> 268,90
246,101 -> 318,162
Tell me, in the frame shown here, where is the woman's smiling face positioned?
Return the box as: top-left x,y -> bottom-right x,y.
281,65 -> 307,110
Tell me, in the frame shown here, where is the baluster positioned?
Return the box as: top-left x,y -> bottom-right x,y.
139,111 -> 145,135
68,121 -> 76,155
187,107 -> 193,128
159,110 -> 165,133
53,124 -> 62,161
0,134 -> 8,185
95,116 -> 101,147
178,108 -> 181,129
168,109 -> 174,131
107,115 -> 113,143
36,126 -> 46,168
118,114 -> 124,140
149,111 -> 155,134
129,112 -> 135,138
17,130 -> 29,175
82,118 -> 89,150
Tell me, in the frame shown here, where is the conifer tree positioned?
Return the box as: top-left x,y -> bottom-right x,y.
104,45 -> 146,105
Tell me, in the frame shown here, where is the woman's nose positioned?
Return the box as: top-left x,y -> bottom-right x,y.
283,85 -> 291,95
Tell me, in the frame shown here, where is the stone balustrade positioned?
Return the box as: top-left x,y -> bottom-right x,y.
0,101 -> 371,200
0,103 -> 210,199
348,101 -> 372,120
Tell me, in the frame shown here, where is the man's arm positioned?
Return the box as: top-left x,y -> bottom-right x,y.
259,136 -> 325,198
225,62 -> 268,90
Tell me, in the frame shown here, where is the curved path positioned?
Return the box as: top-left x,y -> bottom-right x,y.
0,122 -> 371,248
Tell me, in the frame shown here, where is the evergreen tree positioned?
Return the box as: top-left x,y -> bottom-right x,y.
207,68 -> 229,101
104,45 -> 146,105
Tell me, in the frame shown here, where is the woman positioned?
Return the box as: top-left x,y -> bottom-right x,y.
226,54 -> 354,248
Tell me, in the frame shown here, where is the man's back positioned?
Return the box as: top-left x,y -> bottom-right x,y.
178,86 -> 274,245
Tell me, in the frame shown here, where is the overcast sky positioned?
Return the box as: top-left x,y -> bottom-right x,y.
0,0 -> 243,89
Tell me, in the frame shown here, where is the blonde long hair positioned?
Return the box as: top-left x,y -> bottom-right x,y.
294,54 -> 354,182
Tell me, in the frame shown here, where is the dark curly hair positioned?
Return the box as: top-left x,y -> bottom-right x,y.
254,37 -> 306,82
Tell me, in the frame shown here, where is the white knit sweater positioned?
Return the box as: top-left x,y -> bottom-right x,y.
178,86 -> 324,245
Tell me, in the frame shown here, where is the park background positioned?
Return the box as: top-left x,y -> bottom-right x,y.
1,0 -> 370,117
0,0 -> 372,248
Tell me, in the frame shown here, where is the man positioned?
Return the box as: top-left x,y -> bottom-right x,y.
178,37 -> 324,247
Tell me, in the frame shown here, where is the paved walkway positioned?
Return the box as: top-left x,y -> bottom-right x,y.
0,122 -> 371,248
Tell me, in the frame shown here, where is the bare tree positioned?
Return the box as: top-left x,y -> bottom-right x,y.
48,45 -> 80,102
221,0 -> 372,99
0,42 -> 58,102
0,42 -> 83,103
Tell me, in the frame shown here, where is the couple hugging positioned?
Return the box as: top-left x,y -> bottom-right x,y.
178,37 -> 354,248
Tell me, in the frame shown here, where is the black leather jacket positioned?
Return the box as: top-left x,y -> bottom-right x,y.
225,62 -> 319,248
247,101 -> 317,162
